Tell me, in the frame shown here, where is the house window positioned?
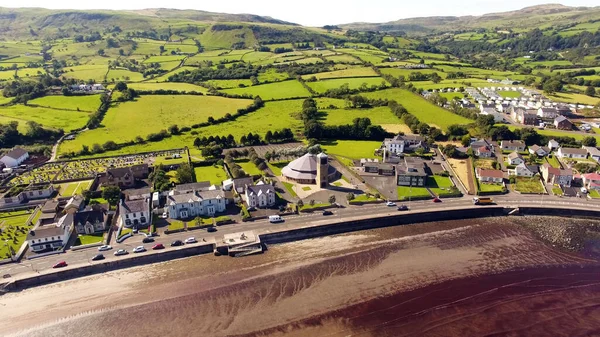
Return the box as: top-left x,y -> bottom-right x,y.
45,238 -> 48,241
125,214 -> 129,219
140,217 -> 146,223
38,191 -> 43,195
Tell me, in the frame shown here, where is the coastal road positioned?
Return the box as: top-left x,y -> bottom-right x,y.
2,195 -> 600,280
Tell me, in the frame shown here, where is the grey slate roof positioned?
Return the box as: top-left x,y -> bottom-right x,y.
3,147 -> 27,160
120,199 -> 148,213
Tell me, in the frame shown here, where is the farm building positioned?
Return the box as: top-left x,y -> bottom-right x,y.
0,147 -> 29,168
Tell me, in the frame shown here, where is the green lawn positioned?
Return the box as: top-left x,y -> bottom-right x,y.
589,189 -> 600,199
268,161 -> 289,176
479,183 -> 505,193
306,77 -> 388,93
552,187 -> 563,196
28,95 -> 102,112
194,165 -> 226,185
76,233 -> 104,246
321,140 -> 382,160
352,194 -> 379,202
363,88 -> 473,130
322,106 -> 402,126
497,90 -> 521,99
428,176 -> 460,197
167,220 -> 186,231
515,177 -> 545,194
302,186 -> 312,191
235,159 -> 263,176
302,67 -> 379,80
56,180 -> 94,197
545,155 -> 561,168
125,82 -> 208,93
397,186 -> 432,201
0,210 -> 34,258
222,80 -> 310,100
282,181 -> 298,198
300,203 -> 330,211
0,105 -> 91,131
58,95 -> 252,154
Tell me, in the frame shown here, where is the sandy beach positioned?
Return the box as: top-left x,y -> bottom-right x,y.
2,216 -> 599,337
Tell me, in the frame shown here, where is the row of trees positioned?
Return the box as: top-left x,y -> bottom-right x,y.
0,121 -> 63,149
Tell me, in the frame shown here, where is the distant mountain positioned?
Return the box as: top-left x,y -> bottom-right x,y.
340,4 -> 600,33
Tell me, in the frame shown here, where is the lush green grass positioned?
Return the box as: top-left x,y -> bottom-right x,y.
299,202 -> 330,211
306,77 -> 388,93
479,183 -> 504,193
515,177 -> 544,194
427,176 -> 458,197
222,80 -> 310,100
507,125 -> 600,142
76,233 -> 104,246
324,54 -> 362,64
28,95 -> 101,112
125,82 -> 208,93
497,90 -> 521,98
321,140 -> 382,160
56,180 -> 94,197
268,161 -> 289,176
59,95 -> 252,154
552,187 -> 563,196
0,105 -> 90,131
302,67 -> 378,80
282,181 -> 298,198
235,159 -> 263,176
589,189 -> 600,199
0,210 -> 34,258
257,68 -> 289,82
397,186 -> 432,200
194,165 -> 226,185
545,155 -> 561,168
547,92 -> 599,106
352,194 -> 379,202
206,79 -> 253,89
167,220 -> 186,231
107,68 -> 145,82
322,106 -> 401,126
62,65 -> 108,82
380,67 -> 447,79
363,88 -> 473,130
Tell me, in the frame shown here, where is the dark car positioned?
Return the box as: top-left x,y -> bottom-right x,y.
322,210 -> 333,216
433,197 -> 442,203
142,237 -> 155,244
171,240 -> 184,247
397,205 -> 409,211
247,206 -> 256,212
207,226 -> 217,233
92,254 -> 105,261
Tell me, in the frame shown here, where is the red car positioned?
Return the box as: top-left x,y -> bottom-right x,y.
152,243 -> 165,250
53,261 -> 67,268
433,197 -> 442,203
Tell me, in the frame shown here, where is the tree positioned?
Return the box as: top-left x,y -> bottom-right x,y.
461,134 -> 472,147
309,199 -> 315,207
297,200 -> 304,208
114,81 -> 128,92
346,192 -> 355,201
585,86 -> 596,97
102,186 -> 121,206
328,195 -> 336,204
441,144 -> 458,158
176,163 -> 194,184
97,49 -> 105,56
582,136 -> 597,147
168,124 -> 179,135
159,45 -> 165,54
430,72 -> 442,84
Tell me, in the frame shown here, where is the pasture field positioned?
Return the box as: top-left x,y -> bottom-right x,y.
301,67 -> 378,80
380,67 -> 447,79
107,69 -> 145,82
434,65 -> 515,78
0,70 -> 15,80
199,28 -> 258,50
58,95 -> 252,154
235,159 -> 263,176
0,105 -> 90,131
497,90 -> 521,98
194,165 -> 227,185
185,52 -> 244,65
125,82 -> 207,93
16,67 -> 45,78
63,65 -> 108,82
285,57 -> 323,65
222,80 -> 310,100
257,68 -> 288,82
147,66 -> 198,82
324,54 -> 362,64
143,55 -> 186,63
241,51 -> 274,63
322,106 -> 401,126
363,88 -> 473,130
206,79 -> 253,89
408,50 -> 452,60
413,78 -> 491,90
507,125 -> 600,142
547,92 -> 600,106
156,61 -> 182,71
161,43 -> 198,54
28,95 -> 101,112
306,77 -> 388,93
0,210 -> 35,258
339,49 -> 387,64
438,92 -> 465,101
0,96 -> 13,105
321,140 -> 382,159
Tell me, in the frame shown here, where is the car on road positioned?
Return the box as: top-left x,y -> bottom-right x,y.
133,246 -> 146,253
92,254 -> 105,261
53,261 -> 67,268
397,205 -> 409,211
142,237 -> 155,244
161,211 -> 168,219
269,215 -> 284,223
152,243 -> 165,250
386,201 -> 396,207
247,206 -> 256,212
207,226 -> 217,233
184,237 -> 197,244
114,249 -> 128,256
98,245 -> 112,251
322,210 -> 333,216
433,197 -> 442,203
171,240 -> 184,247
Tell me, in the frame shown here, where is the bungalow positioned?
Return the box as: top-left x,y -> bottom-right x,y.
0,147 -> 29,168
26,213 -> 74,253
528,144 -> 549,157
540,163 -> 573,186
22,184 -> 55,201
548,139 -> 560,150
119,198 -> 150,228
553,116 -> 573,130
476,168 -> 504,183
245,181 -> 276,208
509,163 -> 539,177
507,152 -> 525,165
582,173 -> 600,190
500,140 -> 526,152
167,189 -> 226,219
475,146 -> 493,158
556,147 -> 587,159
537,107 -> 559,119
583,146 -> 600,163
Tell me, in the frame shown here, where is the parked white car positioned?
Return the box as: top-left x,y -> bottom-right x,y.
161,211 -> 168,219
114,249 -> 128,256
385,201 -> 396,207
98,245 -> 112,251
132,246 -> 146,253
184,237 -> 197,244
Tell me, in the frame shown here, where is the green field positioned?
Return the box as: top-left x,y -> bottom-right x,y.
28,95 -> 101,112
397,186 -> 432,200
324,54 -> 362,64
268,161 -> 290,176
380,67 -> 447,79
194,165 -> 227,185
322,106 -> 401,126
236,159 -> 263,176
301,67 -> 378,80
107,68 -> 145,82
497,90 -> 521,99
125,82 -> 208,93
56,180 -> 94,197
222,80 -> 310,100
507,125 -> 600,142
63,65 -> 108,82
206,79 -> 253,89
306,77 -> 388,93
363,88 -> 473,130
0,105 -> 90,131
427,176 -> 457,197
0,210 -> 34,258
514,177 -> 544,194
322,140 -> 381,159
59,95 -> 252,154
547,92 -> 599,106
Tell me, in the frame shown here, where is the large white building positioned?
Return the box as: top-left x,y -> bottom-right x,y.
245,181 -> 276,208
0,147 -> 29,168
167,189 -> 226,219
26,213 -> 74,253
382,134 -> 426,154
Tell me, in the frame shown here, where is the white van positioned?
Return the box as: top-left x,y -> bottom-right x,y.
269,215 -> 284,223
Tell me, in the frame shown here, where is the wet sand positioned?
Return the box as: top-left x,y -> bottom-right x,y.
3,216 -> 600,337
